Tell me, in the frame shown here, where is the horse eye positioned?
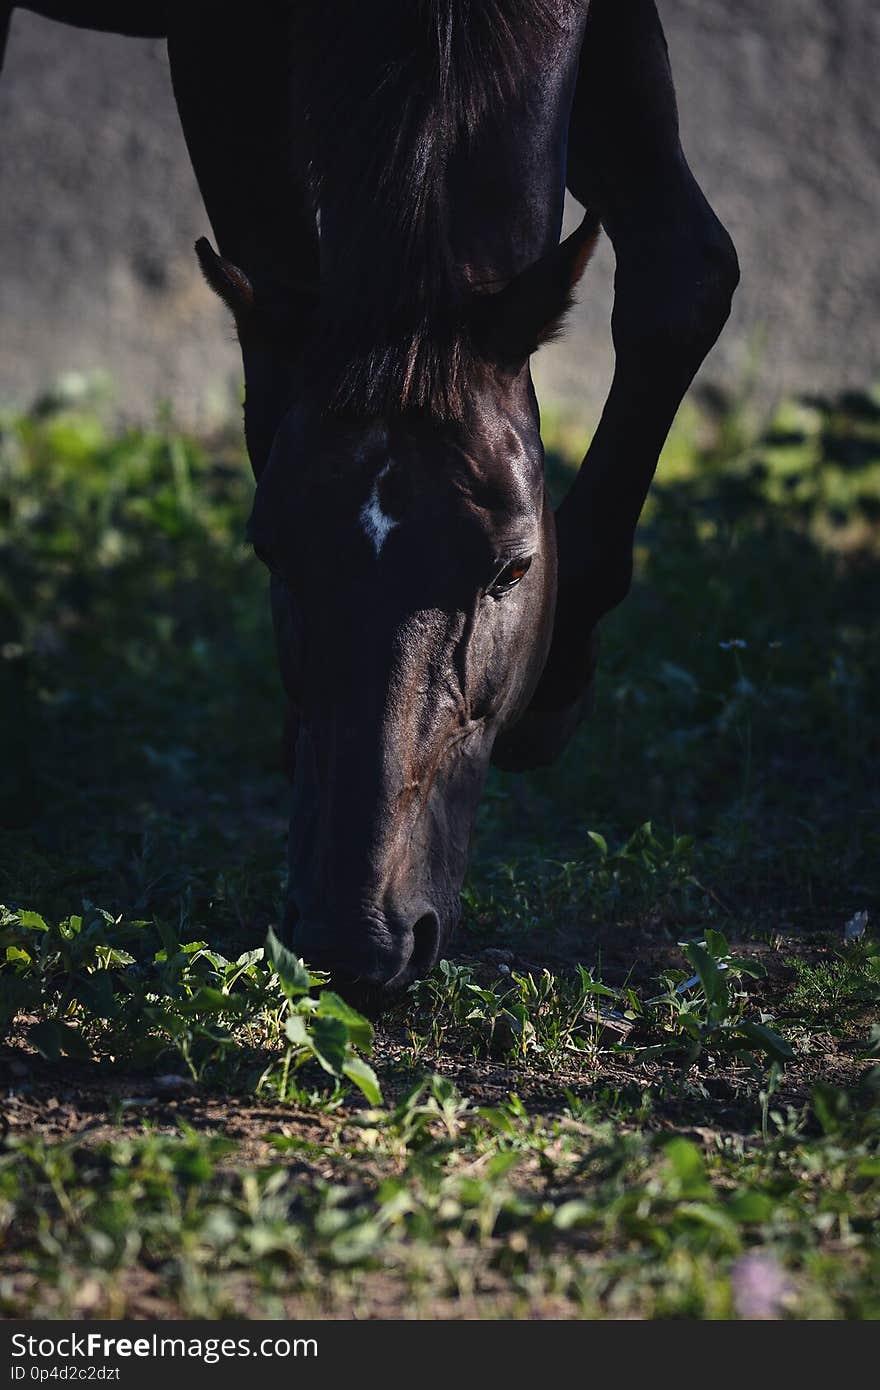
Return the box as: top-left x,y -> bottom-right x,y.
489,555 -> 532,596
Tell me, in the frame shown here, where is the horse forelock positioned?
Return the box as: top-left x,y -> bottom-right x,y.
289,0 -> 573,419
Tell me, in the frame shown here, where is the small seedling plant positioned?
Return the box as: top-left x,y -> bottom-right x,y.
409,929 -> 792,1082
0,906 -> 381,1105
636,928 -> 795,1075
409,958 -> 621,1063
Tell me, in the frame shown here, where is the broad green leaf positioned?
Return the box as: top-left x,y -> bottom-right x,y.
265,927 -> 313,997
683,941 -> 722,1002
376,1185 -> 415,1222
341,1055 -> 383,1106
726,1190 -> 774,1223
677,1011 -> 703,1040
317,991 -> 373,1052
664,1137 -> 707,1192
477,1107 -> 518,1136
18,910 -> 48,932
734,1020 -> 795,1064
329,1221 -> 383,1265
235,948 -> 264,968
587,831 -> 608,857
704,928 -> 730,959
285,1012 -> 310,1047
485,1150 -> 520,1181
309,1014 -> 349,1075
726,956 -> 767,979
176,986 -> 248,1017
155,919 -> 180,957
171,1148 -> 216,1184
676,1201 -> 739,1246
575,970 -> 619,1000
554,1200 -> 593,1230
96,946 -> 136,969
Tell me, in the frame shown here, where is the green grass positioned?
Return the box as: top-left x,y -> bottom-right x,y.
0,379 -> 878,1318
2,1072 -> 878,1319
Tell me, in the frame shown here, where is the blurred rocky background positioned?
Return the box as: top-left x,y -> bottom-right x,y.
1,1 -> 878,427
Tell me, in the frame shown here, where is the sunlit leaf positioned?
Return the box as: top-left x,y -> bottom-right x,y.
265,927 -> 313,998
317,991 -> 373,1052
341,1056 -> 383,1106
17,911 -> 48,932
309,1015 -> 349,1075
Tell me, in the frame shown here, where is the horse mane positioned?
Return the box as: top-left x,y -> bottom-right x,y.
289,0 -> 570,419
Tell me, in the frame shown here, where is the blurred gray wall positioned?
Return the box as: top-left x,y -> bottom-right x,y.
0,12 -> 238,425
537,0 -> 880,418
1,2 -> 879,427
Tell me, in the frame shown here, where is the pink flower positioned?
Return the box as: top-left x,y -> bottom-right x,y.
731,1253 -> 791,1319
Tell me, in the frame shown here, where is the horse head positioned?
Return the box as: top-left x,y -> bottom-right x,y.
197,216 -> 598,1001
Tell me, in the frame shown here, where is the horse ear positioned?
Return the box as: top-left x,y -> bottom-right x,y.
471,213 -> 600,365
195,237 -> 255,323
196,236 -> 319,352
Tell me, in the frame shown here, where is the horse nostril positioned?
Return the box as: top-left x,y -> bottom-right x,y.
288,908 -> 441,998
409,913 -> 441,981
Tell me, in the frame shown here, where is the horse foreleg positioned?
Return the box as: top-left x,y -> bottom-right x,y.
167,12 -> 316,286
536,0 -> 739,715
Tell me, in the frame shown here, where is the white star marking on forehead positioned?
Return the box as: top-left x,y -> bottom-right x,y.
360,464 -> 399,556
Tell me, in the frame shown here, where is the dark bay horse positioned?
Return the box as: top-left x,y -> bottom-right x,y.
2,2 -> 738,1001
